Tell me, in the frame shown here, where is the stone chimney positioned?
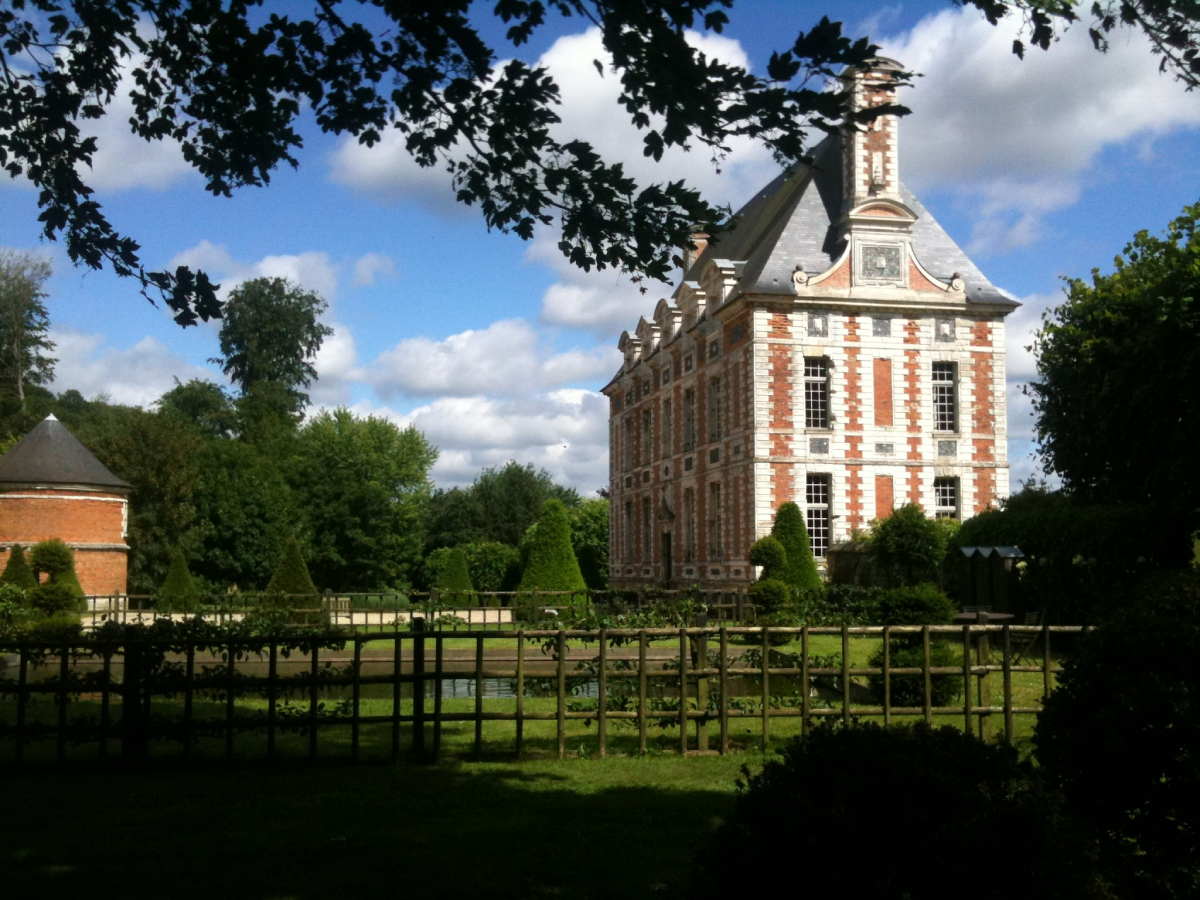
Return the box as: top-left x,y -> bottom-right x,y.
840,58 -> 904,212
682,232 -> 709,272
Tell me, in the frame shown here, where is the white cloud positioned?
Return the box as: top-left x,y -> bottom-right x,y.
352,252 -> 396,287
361,390 -> 610,491
329,131 -> 467,214
307,322 -> 365,407
49,327 -> 214,408
881,9 -> 1200,252
168,241 -> 339,301
370,318 -> 618,399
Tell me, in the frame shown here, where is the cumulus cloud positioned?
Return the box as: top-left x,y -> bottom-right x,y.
881,9 -> 1200,253
352,252 -> 396,287
1001,291 -> 1066,491
370,318 -> 618,399
49,327 -> 215,408
168,241 -> 339,301
355,390 -> 610,490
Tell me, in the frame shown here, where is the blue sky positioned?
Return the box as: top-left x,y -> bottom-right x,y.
1,1 -> 1198,492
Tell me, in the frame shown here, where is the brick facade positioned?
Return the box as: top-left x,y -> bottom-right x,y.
602,59 -> 1015,588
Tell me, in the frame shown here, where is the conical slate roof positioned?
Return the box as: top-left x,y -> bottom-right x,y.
0,414 -> 130,492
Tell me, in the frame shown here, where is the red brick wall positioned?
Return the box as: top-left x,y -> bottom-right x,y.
768,312 -> 793,506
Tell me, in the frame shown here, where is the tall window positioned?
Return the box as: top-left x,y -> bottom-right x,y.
707,376 -> 723,442
641,408 -> 652,466
682,388 -> 697,451
804,357 -> 830,428
661,398 -> 673,459
933,362 -> 957,432
806,474 -> 831,558
622,417 -> 634,470
707,482 -> 723,558
623,501 -> 634,560
642,496 -> 653,560
683,488 -> 697,562
933,477 -> 959,520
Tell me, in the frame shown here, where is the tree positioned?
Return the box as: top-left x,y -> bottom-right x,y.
214,277 -> 332,416
0,250 -> 55,407
433,547 -> 475,603
158,378 -> 236,439
1029,201 -> 1200,530
472,462 -> 579,548
266,536 -> 318,596
8,3 -> 1183,323
518,499 -> 587,593
0,545 -> 37,590
772,501 -> 822,590
870,503 -> 950,587
293,409 -> 436,591
568,498 -> 609,590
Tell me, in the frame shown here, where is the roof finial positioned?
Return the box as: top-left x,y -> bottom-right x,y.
45,413 -> 58,422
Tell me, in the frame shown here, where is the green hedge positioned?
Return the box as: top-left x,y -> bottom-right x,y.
265,537 -> 318,595
518,499 -> 587,594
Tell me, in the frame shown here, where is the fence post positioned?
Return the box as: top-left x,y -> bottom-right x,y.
962,624 -> 973,735
516,630 -> 525,758
598,628 -> 608,758
412,617 -> 427,762
977,611 -> 993,741
122,640 -> 147,765
695,618 -> 709,753
1002,625 -> 1013,743
922,626 -> 932,726
801,626 -> 811,736
760,627 -> 770,751
637,629 -> 648,755
434,633 -> 444,762
556,629 -> 566,759
718,627 -> 729,754
840,627 -> 851,727
679,627 -> 689,756
474,632 -> 484,757
881,626 -> 890,727
351,637 -> 362,763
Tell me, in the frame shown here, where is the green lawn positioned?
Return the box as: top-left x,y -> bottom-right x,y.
0,754 -> 753,899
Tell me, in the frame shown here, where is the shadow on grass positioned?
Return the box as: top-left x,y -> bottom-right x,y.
0,758 -> 739,900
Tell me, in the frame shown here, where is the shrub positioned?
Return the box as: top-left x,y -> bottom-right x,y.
1034,569 -> 1200,897
462,542 -> 521,593
878,583 -> 957,626
0,545 -> 37,590
746,579 -> 790,616
265,537 -> 318,596
0,583 -> 31,635
747,536 -> 787,580
30,538 -> 83,598
29,582 -> 81,615
870,503 -> 948,587
434,547 -> 475,605
772,501 -> 822,590
518,499 -> 587,595
793,585 -> 884,626
695,723 -> 1103,900
158,547 -> 199,610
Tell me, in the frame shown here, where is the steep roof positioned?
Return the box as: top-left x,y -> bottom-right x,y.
0,414 -> 131,492
685,133 -> 1017,308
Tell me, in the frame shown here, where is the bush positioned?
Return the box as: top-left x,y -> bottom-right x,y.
746,579 -> 790,616
265,537 -> 318,596
772,501 -> 822,590
1034,569 -> 1200,897
695,723 -> 1104,900
434,546 -> 475,605
747,536 -> 786,580
29,582 -> 82,615
461,541 -> 521,593
30,539 -> 83,598
158,547 -> 199,610
0,545 -> 37,590
878,584 -> 957,626
0,583 -> 31,635
870,503 -> 948,587
793,585 -> 884,626
518,499 -> 587,594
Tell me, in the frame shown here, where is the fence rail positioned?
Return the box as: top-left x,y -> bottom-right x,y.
0,623 -> 1083,767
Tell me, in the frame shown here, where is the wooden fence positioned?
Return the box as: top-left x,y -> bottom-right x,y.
0,622 -> 1082,767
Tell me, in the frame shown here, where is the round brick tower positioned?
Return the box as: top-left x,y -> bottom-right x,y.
0,414 -> 131,595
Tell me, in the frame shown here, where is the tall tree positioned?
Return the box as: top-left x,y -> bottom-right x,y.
1029,201 -> 1200,529
214,277 -> 333,422
4,3 -> 1187,322
0,250 -> 55,407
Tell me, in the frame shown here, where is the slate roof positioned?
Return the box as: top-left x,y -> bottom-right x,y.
0,415 -> 131,492
683,133 -> 1017,308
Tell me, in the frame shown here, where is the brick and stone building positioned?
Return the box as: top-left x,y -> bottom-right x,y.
0,414 -> 131,594
602,59 -> 1016,589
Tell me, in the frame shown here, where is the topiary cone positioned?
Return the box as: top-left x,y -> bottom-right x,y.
159,546 -> 199,606
266,537 -> 318,596
434,546 -> 475,604
772,501 -> 823,591
518,499 -> 587,594
0,544 -> 37,590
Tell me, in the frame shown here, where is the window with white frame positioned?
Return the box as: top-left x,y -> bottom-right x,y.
932,362 -> 958,432
708,482 -> 723,558
641,408 -> 652,466
661,398 -> 673,459
806,474 -> 831,557
683,488 -> 697,562
804,357 -> 830,429
933,477 -> 959,519
682,388 -> 697,451
642,496 -> 653,560
707,376 -> 723,442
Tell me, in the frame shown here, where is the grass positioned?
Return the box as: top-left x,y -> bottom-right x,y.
0,754 -> 753,899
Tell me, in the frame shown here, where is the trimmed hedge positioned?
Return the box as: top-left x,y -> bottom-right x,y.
747,578 -> 790,615
158,547 -> 199,608
518,499 -> 587,593
1,545 -> 37,590
29,582 -> 81,615
30,539 -> 84,598
772,501 -> 822,590
266,537 -> 318,595
434,546 -> 475,604
747,536 -> 787,580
